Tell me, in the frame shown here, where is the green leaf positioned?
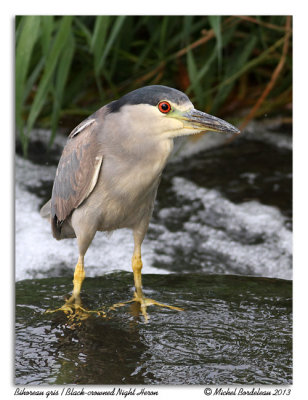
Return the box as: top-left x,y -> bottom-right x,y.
182,16 -> 194,45
15,16 -> 40,136
159,16 -> 169,56
187,48 -> 217,96
208,15 -> 222,69
25,16 -> 73,144
96,15 -> 126,73
40,16 -> 54,55
211,35 -> 257,112
132,30 -> 160,72
91,16 -> 111,76
90,16 -> 126,98
74,17 -> 92,48
23,57 -> 45,102
187,50 -> 203,104
49,33 -> 75,146
212,36 -> 285,99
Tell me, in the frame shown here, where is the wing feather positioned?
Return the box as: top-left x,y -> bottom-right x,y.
51,117 -> 103,238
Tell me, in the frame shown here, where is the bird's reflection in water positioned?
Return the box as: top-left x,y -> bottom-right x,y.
128,301 -> 144,320
49,297 -> 149,385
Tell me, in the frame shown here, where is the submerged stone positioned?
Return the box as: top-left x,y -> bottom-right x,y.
15,272 -> 292,385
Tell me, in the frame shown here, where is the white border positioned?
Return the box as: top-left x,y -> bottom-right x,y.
3,2 -> 307,399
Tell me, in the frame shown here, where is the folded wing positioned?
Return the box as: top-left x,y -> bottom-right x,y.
51,117 -> 103,239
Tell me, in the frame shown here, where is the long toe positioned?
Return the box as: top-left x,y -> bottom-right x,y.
109,299 -> 135,311
45,302 -> 75,315
45,300 -> 106,321
133,293 -> 184,322
141,297 -> 184,311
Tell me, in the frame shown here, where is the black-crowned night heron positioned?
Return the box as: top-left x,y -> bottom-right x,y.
41,85 -> 240,321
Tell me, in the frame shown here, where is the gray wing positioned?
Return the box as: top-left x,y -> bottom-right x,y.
51,116 -> 103,238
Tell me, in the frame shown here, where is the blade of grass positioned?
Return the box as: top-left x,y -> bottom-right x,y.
132,29 -> 161,72
15,16 -> 40,140
91,16 -> 111,76
40,16 -> 54,54
182,16 -> 194,45
212,35 -> 257,112
90,16 -> 112,98
25,16 -> 73,154
159,16 -> 169,56
74,17 -> 93,48
208,16 -> 222,70
206,36 -> 285,98
23,57 -> 45,102
96,15 -> 126,73
49,33 -> 75,146
15,16 -> 24,43
188,48 -> 217,90
62,68 -> 91,107
187,50 -> 204,103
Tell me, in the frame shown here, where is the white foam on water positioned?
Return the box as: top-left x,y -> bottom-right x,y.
154,177 -> 292,280
243,122 -> 292,150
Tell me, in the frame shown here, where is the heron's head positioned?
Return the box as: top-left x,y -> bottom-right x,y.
107,85 -> 240,139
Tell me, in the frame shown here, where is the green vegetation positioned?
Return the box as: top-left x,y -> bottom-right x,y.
15,16 -> 292,156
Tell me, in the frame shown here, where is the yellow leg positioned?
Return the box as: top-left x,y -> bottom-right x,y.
132,251 -> 143,298
111,245 -> 183,322
46,255 -> 106,320
57,255 -> 85,307
132,252 -> 183,321
72,255 -> 85,299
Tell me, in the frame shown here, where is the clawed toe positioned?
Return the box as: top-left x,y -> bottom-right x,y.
46,291 -> 182,323
109,291 -> 183,322
45,299 -> 106,322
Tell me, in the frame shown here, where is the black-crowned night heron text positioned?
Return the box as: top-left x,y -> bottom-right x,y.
41,85 -> 240,321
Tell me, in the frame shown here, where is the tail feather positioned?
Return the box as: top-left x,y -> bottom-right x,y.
40,199 -> 62,239
40,198 -> 76,240
40,199 -> 51,219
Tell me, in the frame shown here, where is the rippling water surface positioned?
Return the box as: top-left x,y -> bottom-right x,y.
16,273 -> 292,385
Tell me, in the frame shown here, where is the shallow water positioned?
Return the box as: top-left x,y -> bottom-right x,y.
15,121 -> 292,385
16,272 -> 292,385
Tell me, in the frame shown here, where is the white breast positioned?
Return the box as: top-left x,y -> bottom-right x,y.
88,138 -> 174,231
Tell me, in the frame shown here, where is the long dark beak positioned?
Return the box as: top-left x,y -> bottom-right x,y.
182,108 -> 240,135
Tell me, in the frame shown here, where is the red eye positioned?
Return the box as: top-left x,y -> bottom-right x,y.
158,101 -> 171,113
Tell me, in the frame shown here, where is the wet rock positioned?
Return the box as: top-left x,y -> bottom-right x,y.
15,272 -> 292,385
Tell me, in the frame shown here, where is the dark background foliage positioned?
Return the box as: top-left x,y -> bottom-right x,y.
15,15 -> 292,156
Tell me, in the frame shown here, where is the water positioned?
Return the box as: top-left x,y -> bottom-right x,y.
16,273 -> 292,385
15,120 -> 292,385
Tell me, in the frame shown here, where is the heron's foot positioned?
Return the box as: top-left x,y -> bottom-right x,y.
134,293 -> 184,322
45,297 -> 106,322
110,292 -> 183,322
